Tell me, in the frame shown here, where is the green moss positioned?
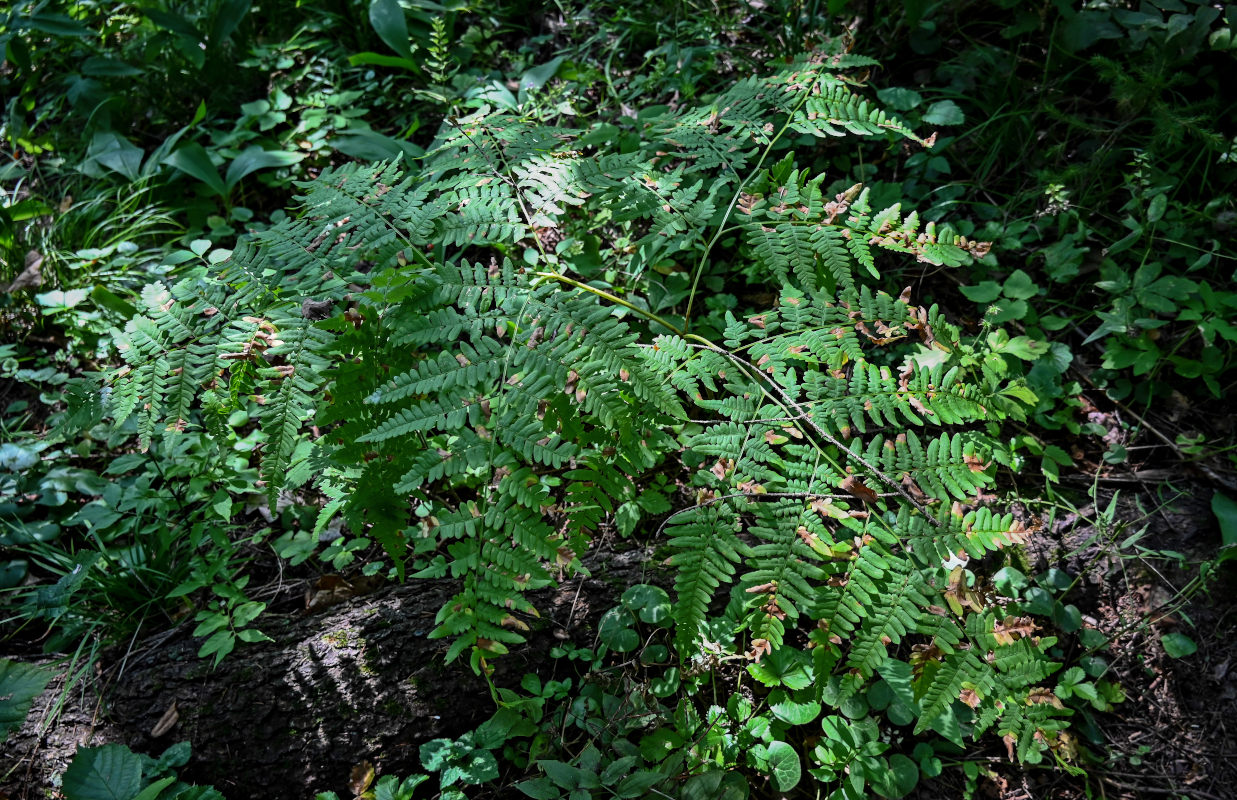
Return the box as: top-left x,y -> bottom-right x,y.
358,643 -> 378,676
321,628 -> 358,648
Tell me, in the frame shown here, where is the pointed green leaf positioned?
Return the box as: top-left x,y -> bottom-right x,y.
768,690 -> 821,726
24,13 -> 92,36
681,771 -> 748,800
922,100 -> 964,126
1147,193 -> 1167,223
518,56 -> 565,104
81,57 -> 144,77
369,0 -> 413,58
1160,632 -> 1197,659
164,143 -> 227,197
347,51 -> 422,71
209,0 -> 252,47
0,659 -> 56,741
132,777 -> 178,800
1212,492 -> 1237,547
224,146 -> 303,192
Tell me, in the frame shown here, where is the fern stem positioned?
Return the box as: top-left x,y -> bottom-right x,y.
682,72 -> 818,332
534,271 -> 685,336
681,334 -> 943,527
653,490 -> 900,539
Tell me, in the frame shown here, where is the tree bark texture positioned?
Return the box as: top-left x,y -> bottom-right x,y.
1,546 -> 659,800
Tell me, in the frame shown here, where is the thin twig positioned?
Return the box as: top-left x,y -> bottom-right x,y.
682,338 -> 943,526
1070,366 -> 1236,492
652,489 -> 895,540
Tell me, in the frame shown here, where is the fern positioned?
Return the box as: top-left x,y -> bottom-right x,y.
666,503 -> 750,654
111,283 -> 222,448
253,309 -> 333,487
98,43 -> 1070,762
643,185 -> 1053,759
741,499 -> 829,646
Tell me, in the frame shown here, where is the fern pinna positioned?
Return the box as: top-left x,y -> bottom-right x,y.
104,49 -> 1070,760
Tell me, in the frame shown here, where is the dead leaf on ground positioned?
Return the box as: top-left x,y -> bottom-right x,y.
304,574 -> 356,613
348,761 -> 375,798
150,701 -> 179,737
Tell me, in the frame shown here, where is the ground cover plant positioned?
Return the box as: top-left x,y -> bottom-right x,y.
2,1 -> 1235,799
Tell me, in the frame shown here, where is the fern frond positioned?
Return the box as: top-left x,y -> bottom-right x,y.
371,338 -> 508,404
438,184 -> 527,246
740,499 -> 827,646
791,76 -> 918,140
562,459 -> 633,544
109,283 -> 220,447
852,431 -> 994,502
253,309 -> 333,488
394,432 -> 503,493
90,48 -> 1051,731
430,496 -> 558,666
668,503 -> 751,653
900,506 -> 1032,566
840,552 -> 932,677
746,223 -> 829,294
915,647 -> 993,734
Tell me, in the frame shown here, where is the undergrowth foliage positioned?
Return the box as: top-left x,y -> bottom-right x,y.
102,49 -> 1073,769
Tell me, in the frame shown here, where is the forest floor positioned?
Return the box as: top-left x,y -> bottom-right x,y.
915,405 -> 1237,800
5,450 -> 1235,800
4,3 -> 1236,799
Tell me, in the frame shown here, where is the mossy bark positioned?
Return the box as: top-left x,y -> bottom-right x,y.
1,546 -> 660,799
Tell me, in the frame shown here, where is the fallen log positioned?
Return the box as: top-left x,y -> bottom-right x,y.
2,546 -> 658,799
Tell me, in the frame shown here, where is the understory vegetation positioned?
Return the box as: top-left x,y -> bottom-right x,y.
2,1 -> 1235,799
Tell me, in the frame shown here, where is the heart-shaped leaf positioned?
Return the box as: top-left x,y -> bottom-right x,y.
765,741 -> 801,792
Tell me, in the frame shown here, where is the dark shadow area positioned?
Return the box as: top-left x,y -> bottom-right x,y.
1,545 -> 660,799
